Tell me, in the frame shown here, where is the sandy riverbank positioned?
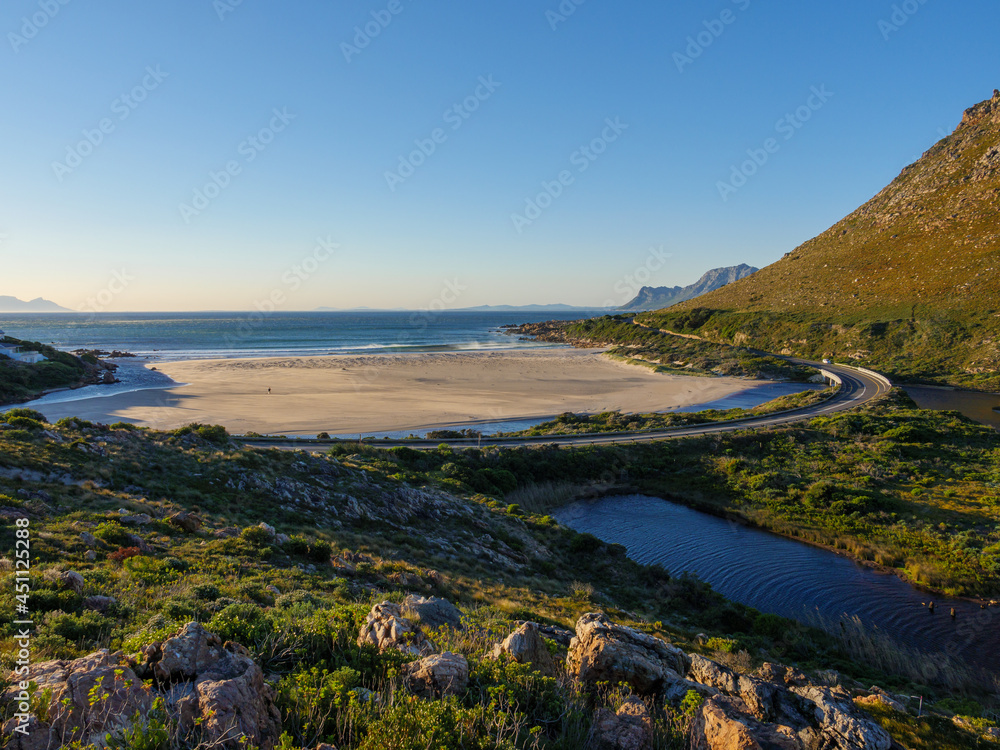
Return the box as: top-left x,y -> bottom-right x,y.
33,350 -> 767,435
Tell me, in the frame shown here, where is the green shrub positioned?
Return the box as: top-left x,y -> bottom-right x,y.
283,536 -> 311,557
242,526 -> 272,545
208,602 -> 271,645
752,613 -> 789,639
2,408 -> 46,422
191,583 -> 222,601
106,697 -> 170,750
275,591 -> 320,610
174,423 -> 230,446
468,657 -> 563,727
277,665 -> 361,744
705,637 -> 738,653
569,532 -> 601,556
3,416 -> 43,430
936,696 -> 984,718
358,696 -> 494,750
42,610 -> 112,644
95,521 -> 132,547
308,540 -> 333,563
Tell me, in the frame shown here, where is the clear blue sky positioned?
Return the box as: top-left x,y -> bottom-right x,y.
1,0 -> 996,311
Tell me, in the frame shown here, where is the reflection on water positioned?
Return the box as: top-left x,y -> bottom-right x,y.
904,386 -> 1000,430
555,494 -> 999,674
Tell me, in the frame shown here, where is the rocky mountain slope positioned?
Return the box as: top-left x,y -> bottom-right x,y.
641,91 -> 1000,389
620,264 -> 758,312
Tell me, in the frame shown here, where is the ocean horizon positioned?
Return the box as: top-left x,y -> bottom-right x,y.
0,310 -> 606,361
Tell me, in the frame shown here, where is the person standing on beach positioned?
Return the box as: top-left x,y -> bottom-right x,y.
267,387 -> 271,395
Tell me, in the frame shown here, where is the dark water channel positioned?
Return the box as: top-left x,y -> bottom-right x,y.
904,386 -> 1000,430
555,495 -> 999,676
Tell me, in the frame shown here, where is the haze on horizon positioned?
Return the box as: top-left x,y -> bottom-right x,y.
1,0 -> 996,313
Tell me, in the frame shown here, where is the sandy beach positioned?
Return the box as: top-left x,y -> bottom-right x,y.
34,350 -> 764,435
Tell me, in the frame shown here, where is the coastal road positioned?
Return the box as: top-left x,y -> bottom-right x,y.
238,360 -> 892,452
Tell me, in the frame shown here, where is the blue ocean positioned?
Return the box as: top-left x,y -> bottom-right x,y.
0,310 -> 598,360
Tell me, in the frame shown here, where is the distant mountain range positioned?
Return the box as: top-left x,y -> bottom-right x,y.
315,304 -> 613,313
0,296 -> 73,313
619,264 -> 758,311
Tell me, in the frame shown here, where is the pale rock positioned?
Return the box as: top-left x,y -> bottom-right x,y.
589,696 -> 653,750
489,622 -> 559,676
690,654 -> 779,721
401,594 -> 463,630
566,612 -> 690,696
402,652 -> 469,698
1,650 -> 150,749
690,695 -> 801,750
168,511 -> 203,533
357,601 -> 435,657
792,685 -> 892,750
59,570 -> 84,595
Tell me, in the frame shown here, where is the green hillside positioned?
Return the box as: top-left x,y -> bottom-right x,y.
640,91 -> 1000,389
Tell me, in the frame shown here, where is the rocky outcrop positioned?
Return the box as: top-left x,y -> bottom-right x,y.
791,686 -> 892,750
690,695 -> 802,750
401,594 -> 463,630
564,616 -> 895,750
135,622 -> 282,749
690,654 -> 779,722
168,511 -> 203,533
1,650 -> 151,750
566,612 -> 690,695
689,662 -> 893,750
58,570 -> 84,595
589,696 -> 654,750
357,601 -> 435,657
490,622 -> 559,677
402,652 -> 469,698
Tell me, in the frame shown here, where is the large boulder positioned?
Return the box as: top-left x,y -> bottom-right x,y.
168,511 -> 203,533
791,686 -> 892,750
490,622 -> 559,677
357,601 -> 435,657
1,650 -> 151,750
402,652 -> 469,698
686,657 -> 893,750
689,654 -> 779,722
566,613 -> 690,696
58,570 -> 85,595
136,622 -> 282,750
150,621 -> 228,682
401,594 -> 463,630
690,695 -> 802,750
589,696 -> 654,750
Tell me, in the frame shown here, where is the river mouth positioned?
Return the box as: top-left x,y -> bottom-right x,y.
554,494 -> 1000,676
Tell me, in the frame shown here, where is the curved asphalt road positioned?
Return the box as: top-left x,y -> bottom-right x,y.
239,360 -> 892,453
